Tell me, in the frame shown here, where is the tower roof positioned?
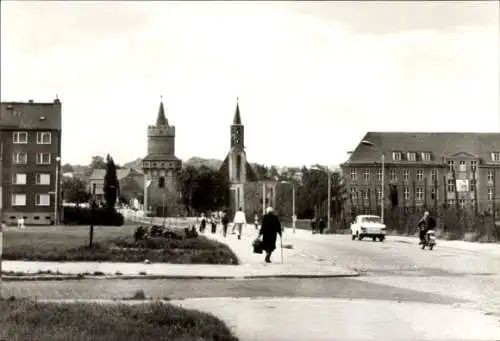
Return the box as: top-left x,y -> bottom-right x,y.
156,100 -> 168,126
232,98 -> 242,125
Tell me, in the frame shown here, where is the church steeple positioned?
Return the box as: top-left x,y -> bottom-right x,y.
156,98 -> 168,126
232,97 -> 242,125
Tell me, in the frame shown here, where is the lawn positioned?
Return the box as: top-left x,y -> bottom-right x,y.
0,297 -> 239,341
2,225 -> 239,265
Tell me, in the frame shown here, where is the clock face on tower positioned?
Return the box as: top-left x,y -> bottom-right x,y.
231,126 -> 243,148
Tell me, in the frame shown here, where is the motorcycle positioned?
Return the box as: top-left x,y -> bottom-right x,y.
421,229 -> 436,250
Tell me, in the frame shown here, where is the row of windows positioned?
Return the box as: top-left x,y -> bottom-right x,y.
11,193 -> 52,207
12,152 -> 53,165
12,173 -> 52,185
350,168 -> 495,182
350,187 -> 495,201
12,131 -> 52,144
390,152 -> 500,163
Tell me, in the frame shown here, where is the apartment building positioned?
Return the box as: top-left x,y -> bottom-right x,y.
341,132 -> 500,216
0,99 -> 62,225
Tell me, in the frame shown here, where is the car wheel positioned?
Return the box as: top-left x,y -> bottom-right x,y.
379,236 -> 385,242
372,237 -> 377,242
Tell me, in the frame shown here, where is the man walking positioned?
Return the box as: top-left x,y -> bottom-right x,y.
233,207 -> 247,240
259,206 -> 282,263
221,210 -> 229,237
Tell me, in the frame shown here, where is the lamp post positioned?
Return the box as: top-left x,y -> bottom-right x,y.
281,181 -> 296,233
360,140 -> 385,223
54,156 -> 61,225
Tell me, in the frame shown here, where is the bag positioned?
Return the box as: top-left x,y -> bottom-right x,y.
252,238 -> 264,254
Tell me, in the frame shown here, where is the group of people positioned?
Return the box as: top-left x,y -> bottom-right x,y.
198,207 -> 283,263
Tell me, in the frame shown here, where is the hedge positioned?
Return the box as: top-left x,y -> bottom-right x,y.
63,207 -> 124,226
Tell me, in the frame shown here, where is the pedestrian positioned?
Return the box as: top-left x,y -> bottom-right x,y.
318,217 -> 325,235
233,207 -> 247,240
17,215 -> 25,229
254,212 -> 260,230
221,210 -> 229,237
258,206 -> 282,263
211,213 -> 217,233
199,213 -> 206,233
310,216 -> 316,234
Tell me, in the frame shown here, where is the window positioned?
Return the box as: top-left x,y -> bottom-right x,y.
36,153 -> 51,165
430,187 -> 437,200
447,179 -> 455,193
459,160 -> 466,172
36,194 -> 51,206
36,173 -> 51,185
13,173 -> 27,185
415,187 -> 423,201
350,188 -> 357,200
488,188 -> 494,201
431,169 -> 437,182
459,199 -> 466,209
390,169 -> 397,181
470,179 -> 476,192
158,176 -> 165,188
13,131 -> 28,144
403,187 -> 410,200
13,152 -> 27,164
362,190 -> 368,200
36,132 -> 51,144
11,193 -> 26,206
376,187 -> 382,200
406,152 -> 416,161
448,199 -> 456,207
377,168 -> 383,181
447,160 -> 455,172
487,170 -> 494,184
402,169 -> 409,182
392,152 -> 401,161
421,152 -> 431,162
471,160 -> 478,171
350,169 -> 357,181
491,152 -> 500,162
416,169 -> 424,180
363,169 -> 370,181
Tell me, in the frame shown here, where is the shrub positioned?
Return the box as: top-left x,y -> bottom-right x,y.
63,206 -> 124,226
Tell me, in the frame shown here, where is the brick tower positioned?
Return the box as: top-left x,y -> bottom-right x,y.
142,100 -> 182,216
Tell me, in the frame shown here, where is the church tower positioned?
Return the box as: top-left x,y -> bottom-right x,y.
142,99 -> 182,216
228,99 -> 248,211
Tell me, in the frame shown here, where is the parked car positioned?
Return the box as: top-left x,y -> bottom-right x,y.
351,215 -> 386,242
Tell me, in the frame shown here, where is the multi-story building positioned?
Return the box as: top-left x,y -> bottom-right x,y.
0,99 -> 62,225
341,132 -> 500,216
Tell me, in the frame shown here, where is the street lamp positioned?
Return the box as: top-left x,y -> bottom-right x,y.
281,181 -> 296,233
360,140 -> 385,223
311,165 -> 331,232
55,156 -> 61,225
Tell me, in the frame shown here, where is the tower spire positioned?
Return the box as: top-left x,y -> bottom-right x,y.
233,97 -> 242,125
156,96 -> 168,126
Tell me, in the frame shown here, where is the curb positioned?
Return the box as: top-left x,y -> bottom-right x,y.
1,272 -> 359,281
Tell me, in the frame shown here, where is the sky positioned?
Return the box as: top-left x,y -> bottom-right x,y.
1,1 -> 499,168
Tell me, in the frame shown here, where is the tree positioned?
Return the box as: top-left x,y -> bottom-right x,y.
62,163 -> 74,173
89,155 -> 106,169
62,178 -> 89,205
103,154 -> 119,211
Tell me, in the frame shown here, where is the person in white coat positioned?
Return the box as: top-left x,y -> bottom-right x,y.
233,207 -> 247,240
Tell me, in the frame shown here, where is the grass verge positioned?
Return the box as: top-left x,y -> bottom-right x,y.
0,297 -> 239,341
3,225 -> 239,264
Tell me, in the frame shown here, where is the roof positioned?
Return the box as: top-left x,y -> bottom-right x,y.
89,168 -> 143,181
156,101 -> 168,126
1,100 -> 62,130
232,100 -> 242,125
343,132 -> 500,166
219,153 -> 258,182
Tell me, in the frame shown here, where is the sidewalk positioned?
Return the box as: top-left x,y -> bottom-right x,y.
1,224 -> 357,280
35,297 -> 500,341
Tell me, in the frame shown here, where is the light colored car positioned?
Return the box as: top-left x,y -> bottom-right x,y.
351,215 -> 387,242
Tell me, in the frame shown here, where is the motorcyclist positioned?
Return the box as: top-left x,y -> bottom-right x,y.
417,211 -> 436,244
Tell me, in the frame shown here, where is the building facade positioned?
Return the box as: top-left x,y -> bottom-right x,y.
87,168 -> 144,205
341,132 -> 500,217
141,101 -> 182,216
0,99 -> 62,225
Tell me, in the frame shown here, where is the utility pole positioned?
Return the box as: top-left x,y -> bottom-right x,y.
89,184 -> 96,248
